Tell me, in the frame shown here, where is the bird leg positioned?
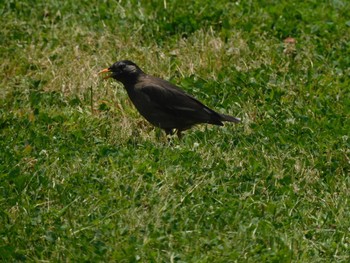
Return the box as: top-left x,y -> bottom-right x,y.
165,129 -> 183,139
165,129 -> 174,136
176,129 -> 183,139
164,129 -> 174,142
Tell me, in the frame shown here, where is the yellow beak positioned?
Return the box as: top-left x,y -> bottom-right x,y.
98,68 -> 112,79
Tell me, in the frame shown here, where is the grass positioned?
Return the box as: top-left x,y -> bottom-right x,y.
1,0 -> 350,261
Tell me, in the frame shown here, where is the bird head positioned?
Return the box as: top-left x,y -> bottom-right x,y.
99,60 -> 143,83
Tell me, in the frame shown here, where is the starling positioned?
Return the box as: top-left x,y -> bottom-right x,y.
99,60 -> 240,137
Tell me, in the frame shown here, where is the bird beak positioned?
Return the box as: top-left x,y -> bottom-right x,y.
98,68 -> 112,79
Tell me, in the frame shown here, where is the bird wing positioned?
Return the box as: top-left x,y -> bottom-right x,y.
138,81 -> 222,124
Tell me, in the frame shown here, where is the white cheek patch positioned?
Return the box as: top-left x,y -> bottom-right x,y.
126,65 -> 137,73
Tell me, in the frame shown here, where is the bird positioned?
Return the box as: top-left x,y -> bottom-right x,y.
99,60 -> 240,138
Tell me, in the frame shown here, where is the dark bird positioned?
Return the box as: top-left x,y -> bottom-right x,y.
99,60 -> 240,137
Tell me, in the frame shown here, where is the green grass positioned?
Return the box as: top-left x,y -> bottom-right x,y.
1,0 -> 350,261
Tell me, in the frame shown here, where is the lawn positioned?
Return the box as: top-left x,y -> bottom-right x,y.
1,0 -> 350,262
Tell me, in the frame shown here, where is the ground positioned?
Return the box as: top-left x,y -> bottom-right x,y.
1,1 -> 350,262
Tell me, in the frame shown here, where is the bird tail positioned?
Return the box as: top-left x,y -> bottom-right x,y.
220,113 -> 241,123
